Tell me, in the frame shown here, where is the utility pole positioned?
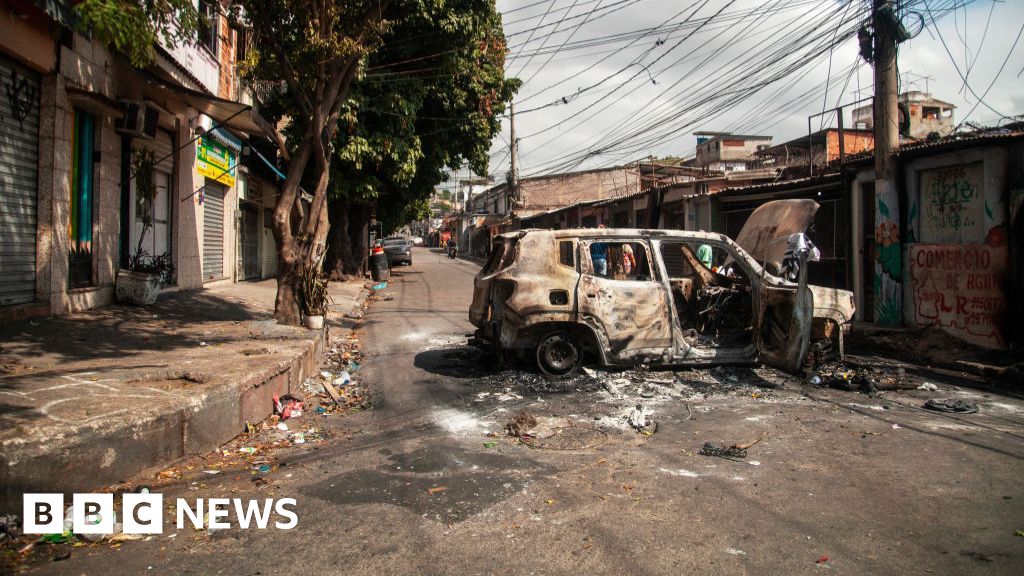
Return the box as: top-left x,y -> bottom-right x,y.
872,0 -> 901,325
508,102 -> 519,212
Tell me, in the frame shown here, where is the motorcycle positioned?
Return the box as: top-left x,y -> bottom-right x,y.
447,245 -> 458,259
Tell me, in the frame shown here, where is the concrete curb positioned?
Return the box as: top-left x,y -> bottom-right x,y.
0,333 -> 325,512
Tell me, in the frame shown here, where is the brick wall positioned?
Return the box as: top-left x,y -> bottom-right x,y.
217,14 -> 235,99
519,167 -> 640,217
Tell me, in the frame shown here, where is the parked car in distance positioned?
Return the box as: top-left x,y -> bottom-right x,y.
469,200 -> 855,376
382,237 -> 413,266
412,237 -> 424,246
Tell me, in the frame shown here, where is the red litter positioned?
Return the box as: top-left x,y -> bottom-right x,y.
816,555 -> 829,564
273,394 -> 304,419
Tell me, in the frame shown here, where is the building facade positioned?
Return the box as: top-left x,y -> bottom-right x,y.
0,0 -> 278,321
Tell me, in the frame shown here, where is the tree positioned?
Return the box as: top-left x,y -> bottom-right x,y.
237,0 -> 395,324
73,0 -> 202,67
321,0 -> 517,279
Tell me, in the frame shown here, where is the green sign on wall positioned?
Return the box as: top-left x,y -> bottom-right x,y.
196,136 -> 236,187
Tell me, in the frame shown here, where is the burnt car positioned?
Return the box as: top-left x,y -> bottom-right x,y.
469,200 -> 854,376
382,237 -> 413,266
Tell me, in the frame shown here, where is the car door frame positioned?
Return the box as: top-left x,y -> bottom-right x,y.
754,250 -> 814,373
576,237 -> 673,364
652,237 -> 761,365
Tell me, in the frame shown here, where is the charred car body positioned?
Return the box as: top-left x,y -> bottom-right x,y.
469,200 -> 855,376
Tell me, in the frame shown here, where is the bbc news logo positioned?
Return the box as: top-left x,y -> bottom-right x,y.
23,494 -> 298,534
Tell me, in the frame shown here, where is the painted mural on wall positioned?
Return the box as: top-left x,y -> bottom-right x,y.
910,244 -> 1007,349
874,181 -> 901,325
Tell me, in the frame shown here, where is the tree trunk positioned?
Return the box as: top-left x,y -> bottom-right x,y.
350,203 -> 370,276
326,199 -> 351,280
326,199 -> 371,279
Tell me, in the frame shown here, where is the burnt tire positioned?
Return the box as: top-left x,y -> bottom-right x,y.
536,332 -> 583,377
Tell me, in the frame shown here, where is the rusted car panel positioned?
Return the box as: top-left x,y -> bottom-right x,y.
469,214 -> 854,375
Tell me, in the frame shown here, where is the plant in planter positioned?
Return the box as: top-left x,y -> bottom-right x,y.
298,260 -> 332,330
116,148 -> 175,306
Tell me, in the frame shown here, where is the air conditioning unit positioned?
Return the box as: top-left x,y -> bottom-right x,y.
116,100 -> 159,139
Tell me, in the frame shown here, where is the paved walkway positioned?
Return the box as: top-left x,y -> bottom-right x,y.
0,278 -> 366,511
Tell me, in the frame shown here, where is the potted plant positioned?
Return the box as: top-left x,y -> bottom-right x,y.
116,149 -> 175,306
299,261 -> 331,330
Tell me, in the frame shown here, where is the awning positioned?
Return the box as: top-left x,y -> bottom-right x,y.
251,146 -> 286,181
206,126 -> 243,151
139,71 -> 269,137
473,215 -> 504,228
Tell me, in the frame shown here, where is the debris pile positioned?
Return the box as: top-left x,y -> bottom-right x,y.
699,432 -> 767,461
809,361 -> 912,394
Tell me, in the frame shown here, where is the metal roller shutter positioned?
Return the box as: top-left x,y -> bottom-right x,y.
0,57 -> 40,307
202,182 -> 226,281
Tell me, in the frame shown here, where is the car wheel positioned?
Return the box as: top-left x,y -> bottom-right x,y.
536,332 -> 583,377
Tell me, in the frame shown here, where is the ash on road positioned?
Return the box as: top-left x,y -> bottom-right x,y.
24,248 -> 1024,575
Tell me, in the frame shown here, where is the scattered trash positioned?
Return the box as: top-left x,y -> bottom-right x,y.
202,470 -> 220,475
923,399 -> 979,414
917,382 -> 939,391
273,394 -> 303,419
239,447 -> 257,454
627,404 -> 647,431
626,403 -> 657,434
726,548 -> 747,556
334,371 -> 351,387
322,381 -> 343,405
1015,529 -> 1024,538
811,365 -> 877,394
40,528 -> 70,541
506,411 -> 538,438
372,282 -> 387,291
0,514 -> 18,541
699,432 -> 767,461
816,555 -> 829,564
891,423 -> 901,429
291,432 -> 306,444
276,422 -> 289,431
483,441 -> 498,448
199,341 -> 207,347
257,464 -> 272,473
427,486 -> 447,494
320,371 -> 332,379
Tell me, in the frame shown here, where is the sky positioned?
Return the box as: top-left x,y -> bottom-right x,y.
441,0 -> 1023,192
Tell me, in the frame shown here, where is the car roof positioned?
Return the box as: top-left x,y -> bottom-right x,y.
495,228 -> 733,243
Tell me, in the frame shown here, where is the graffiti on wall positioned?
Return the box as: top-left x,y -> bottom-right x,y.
910,244 -> 1007,349
919,163 -> 985,243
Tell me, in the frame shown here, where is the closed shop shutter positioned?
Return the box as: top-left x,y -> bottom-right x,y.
0,57 -> 40,306
202,181 -> 226,281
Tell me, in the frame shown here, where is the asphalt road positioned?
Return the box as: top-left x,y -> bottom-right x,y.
34,248 -> 1024,575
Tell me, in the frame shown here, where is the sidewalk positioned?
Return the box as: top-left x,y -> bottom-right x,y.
0,279 -> 366,511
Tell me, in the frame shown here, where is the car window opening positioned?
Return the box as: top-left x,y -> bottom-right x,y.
660,241 -> 753,350
482,242 -> 505,274
588,241 -> 652,281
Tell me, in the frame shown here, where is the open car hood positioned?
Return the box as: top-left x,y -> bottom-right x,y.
734,199 -> 819,265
